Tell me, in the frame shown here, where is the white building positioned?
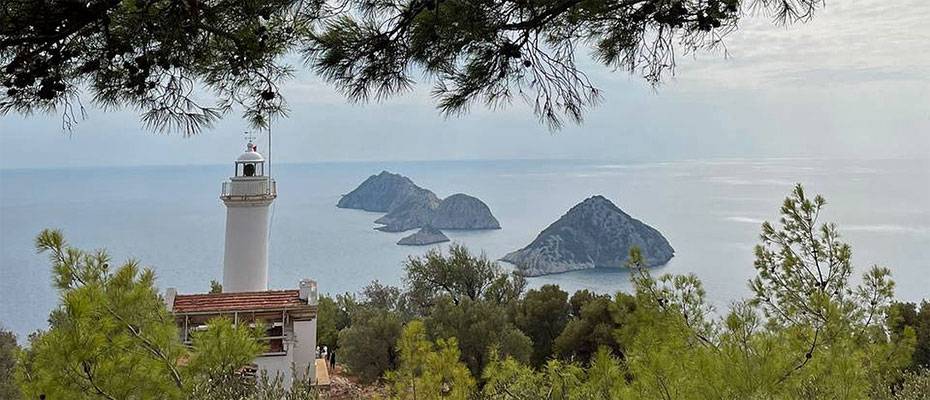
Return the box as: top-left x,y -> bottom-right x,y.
166,142 -> 318,386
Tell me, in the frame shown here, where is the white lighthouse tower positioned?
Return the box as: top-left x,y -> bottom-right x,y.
165,141 -> 320,387
220,141 -> 276,292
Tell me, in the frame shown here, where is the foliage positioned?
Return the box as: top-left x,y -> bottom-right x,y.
569,289 -> 600,317
188,368 -> 321,400
425,296 -> 532,378
387,320 -> 475,400
209,280 -> 223,294
552,291 -> 633,364
335,245 -> 529,383
17,229 -> 187,399
4,0 -> 827,132
307,0 -> 826,129
360,280 -> 414,316
337,282 -> 409,383
16,186 -> 920,400
873,368 -> 930,400
185,317 -> 266,395
15,229 -> 314,399
0,0 -> 324,133
888,301 -> 930,370
609,185 -> 913,398
514,284 -> 571,366
483,348 -> 629,399
0,326 -> 21,400
404,243 -> 524,311
403,244 -> 530,377
338,307 -> 404,383
316,294 -> 351,349
747,185 -> 909,392
473,185 -> 917,399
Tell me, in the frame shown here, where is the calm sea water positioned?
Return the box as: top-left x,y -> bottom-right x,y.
2,158 -> 928,338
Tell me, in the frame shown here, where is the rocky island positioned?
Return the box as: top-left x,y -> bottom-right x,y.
374,194 -> 440,232
431,194 -> 501,230
337,171 -> 439,213
397,226 -> 450,246
338,171 -> 501,244
501,195 -> 673,276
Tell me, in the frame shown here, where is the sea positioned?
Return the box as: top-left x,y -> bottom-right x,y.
2,158 -> 928,338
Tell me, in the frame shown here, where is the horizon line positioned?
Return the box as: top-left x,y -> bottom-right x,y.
2,155 -> 927,173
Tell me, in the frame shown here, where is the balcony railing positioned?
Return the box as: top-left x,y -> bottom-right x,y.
221,178 -> 276,199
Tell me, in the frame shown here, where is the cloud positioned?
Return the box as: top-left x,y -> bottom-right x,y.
843,224 -> 930,235
725,216 -> 767,224
675,0 -> 930,89
2,0 -> 928,169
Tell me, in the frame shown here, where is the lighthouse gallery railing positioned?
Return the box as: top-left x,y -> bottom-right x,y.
221,178 -> 277,198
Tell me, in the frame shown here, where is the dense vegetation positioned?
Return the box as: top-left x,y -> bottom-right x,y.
889,301 -> 930,371
3,184 -> 929,399
6,230 -> 319,400
324,185 -> 930,398
2,0 -> 826,132
0,326 -> 20,400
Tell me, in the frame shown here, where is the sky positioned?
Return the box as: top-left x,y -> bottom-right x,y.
1,0 -> 928,169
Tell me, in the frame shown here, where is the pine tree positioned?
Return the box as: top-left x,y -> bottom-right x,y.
3,0 -> 826,133
15,229 -> 295,399
387,320 -> 474,400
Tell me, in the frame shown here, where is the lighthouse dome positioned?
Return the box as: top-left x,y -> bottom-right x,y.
237,143 -> 265,162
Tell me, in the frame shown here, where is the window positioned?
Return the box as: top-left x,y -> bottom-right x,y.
265,324 -> 284,353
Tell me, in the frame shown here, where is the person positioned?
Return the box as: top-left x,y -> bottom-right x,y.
329,350 -> 336,371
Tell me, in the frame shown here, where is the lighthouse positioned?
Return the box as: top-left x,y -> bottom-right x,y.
220,141 -> 276,292
164,139 -> 320,387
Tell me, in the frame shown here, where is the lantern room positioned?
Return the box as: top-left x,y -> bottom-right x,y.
235,142 -> 265,177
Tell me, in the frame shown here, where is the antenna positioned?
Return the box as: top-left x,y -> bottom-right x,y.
267,123 -> 272,178
244,131 -> 257,145
266,121 -> 275,252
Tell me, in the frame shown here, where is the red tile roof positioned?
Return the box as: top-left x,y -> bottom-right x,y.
173,290 -> 308,314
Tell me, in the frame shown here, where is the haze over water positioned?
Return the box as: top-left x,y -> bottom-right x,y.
2,157 -> 928,338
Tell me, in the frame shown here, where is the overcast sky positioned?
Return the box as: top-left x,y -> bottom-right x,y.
1,0 -> 928,169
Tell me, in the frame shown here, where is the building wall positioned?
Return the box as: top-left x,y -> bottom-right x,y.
251,317 -> 317,387
222,201 -> 271,292
293,318 -> 318,383
254,350 -> 294,387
